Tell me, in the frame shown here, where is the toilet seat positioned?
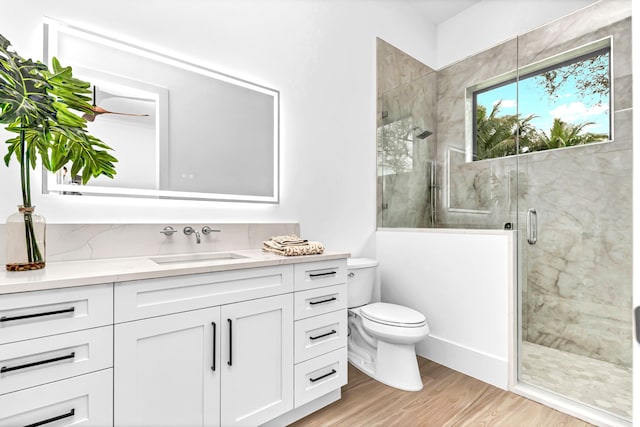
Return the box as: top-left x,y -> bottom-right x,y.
360,302 -> 426,328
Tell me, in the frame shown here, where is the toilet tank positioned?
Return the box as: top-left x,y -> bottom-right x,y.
346,258 -> 379,308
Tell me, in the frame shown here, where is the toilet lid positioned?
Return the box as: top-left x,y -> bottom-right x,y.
360,303 -> 426,327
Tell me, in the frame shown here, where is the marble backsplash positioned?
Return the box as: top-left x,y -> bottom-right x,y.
0,222 -> 299,264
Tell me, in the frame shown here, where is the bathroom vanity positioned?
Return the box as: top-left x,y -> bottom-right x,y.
0,250 -> 349,426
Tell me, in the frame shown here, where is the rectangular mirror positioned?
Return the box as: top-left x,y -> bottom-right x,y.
43,18 -> 279,202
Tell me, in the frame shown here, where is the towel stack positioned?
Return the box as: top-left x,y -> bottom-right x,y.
262,234 -> 324,256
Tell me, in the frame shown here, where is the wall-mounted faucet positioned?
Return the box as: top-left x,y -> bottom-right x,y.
183,226 -> 201,244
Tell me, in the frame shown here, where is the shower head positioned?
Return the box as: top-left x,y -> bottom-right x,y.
410,126 -> 432,140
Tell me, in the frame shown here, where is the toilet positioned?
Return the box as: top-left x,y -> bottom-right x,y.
347,258 -> 429,391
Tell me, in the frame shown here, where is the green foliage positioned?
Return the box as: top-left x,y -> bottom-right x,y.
535,51 -> 609,105
0,34 -> 117,185
530,118 -> 608,151
476,102 -> 608,161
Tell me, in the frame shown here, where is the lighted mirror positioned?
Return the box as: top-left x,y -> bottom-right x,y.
43,18 -> 279,202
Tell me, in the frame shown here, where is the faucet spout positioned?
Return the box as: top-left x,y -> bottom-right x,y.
183,226 -> 201,244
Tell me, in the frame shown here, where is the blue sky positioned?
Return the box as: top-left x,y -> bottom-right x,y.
476,62 -> 610,136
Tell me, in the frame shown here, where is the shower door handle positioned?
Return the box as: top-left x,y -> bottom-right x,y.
635,306 -> 640,344
527,209 -> 537,245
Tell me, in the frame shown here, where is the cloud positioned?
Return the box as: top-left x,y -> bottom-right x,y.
494,99 -> 516,108
549,102 -> 609,123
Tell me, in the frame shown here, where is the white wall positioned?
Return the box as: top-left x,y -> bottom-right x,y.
377,229 -> 514,389
0,0 -> 438,258
436,0 -> 597,68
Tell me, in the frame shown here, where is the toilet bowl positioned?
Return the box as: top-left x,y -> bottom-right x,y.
346,258 -> 430,391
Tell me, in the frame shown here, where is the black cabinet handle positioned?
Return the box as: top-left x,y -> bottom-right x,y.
211,322 -> 216,372
1,352 -> 75,374
309,297 -> 337,306
309,369 -> 337,383
227,319 -> 233,366
24,408 -> 75,427
309,330 -> 337,341
0,307 -> 75,322
309,271 -> 336,278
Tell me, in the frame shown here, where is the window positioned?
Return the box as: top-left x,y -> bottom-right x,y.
472,41 -> 611,161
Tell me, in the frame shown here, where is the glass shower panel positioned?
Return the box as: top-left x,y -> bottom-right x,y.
377,71 -> 437,228
436,38 -> 518,230
516,1 -> 632,421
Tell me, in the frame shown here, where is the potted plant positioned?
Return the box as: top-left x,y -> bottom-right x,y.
0,34 -> 117,271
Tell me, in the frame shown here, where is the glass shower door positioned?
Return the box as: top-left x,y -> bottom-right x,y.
516,1 -> 633,420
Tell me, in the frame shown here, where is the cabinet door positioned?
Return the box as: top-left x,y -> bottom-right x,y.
114,307 -> 221,427
221,294 -> 293,427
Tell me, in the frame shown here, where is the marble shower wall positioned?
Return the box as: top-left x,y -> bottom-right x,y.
376,39 -> 437,228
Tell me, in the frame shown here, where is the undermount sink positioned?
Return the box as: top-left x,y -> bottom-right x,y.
149,252 -> 249,265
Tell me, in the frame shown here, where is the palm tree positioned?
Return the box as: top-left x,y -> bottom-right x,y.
532,118 -> 608,150
476,102 -> 537,160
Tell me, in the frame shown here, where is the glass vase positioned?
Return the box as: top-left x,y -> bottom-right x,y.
5,206 -> 46,271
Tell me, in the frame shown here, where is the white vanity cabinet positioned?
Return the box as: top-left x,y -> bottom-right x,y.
0,284 -> 114,427
0,253 -> 349,427
113,265 -> 294,427
292,260 -> 348,408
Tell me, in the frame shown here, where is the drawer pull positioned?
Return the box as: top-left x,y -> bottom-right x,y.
24,408 -> 75,427
309,330 -> 337,341
309,297 -> 337,305
227,319 -> 233,367
1,352 -> 76,374
309,369 -> 337,383
309,271 -> 337,278
0,307 -> 75,323
211,322 -> 217,372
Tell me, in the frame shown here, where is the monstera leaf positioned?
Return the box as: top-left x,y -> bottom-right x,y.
0,35 -> 56,126
0,34 -> 116,181
1,33 -> 118,267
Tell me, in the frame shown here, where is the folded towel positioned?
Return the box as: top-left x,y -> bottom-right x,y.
262,234 -> 324,256
268,234 -> 308,246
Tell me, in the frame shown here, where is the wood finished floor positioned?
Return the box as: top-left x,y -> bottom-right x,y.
291,357 -> 593,427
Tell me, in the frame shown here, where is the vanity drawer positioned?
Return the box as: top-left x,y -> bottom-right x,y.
115,265 -> 293,322
0,326 -> 112,396
294,310 -> 347,363
294,259 -> 347,291
294,284 -> 347,320
294,347 -> 347,408
0,284 -> 113,345
0,368 -> 112,427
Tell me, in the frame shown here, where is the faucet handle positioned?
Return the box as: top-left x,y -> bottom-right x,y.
160,226 -> 177,236
202,226 -> 221,235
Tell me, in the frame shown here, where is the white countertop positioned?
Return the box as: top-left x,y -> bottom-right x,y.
0,249 -> 350,295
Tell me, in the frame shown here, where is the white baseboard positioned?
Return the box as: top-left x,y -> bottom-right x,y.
417,334 -> 509,390
261,389 -> 341,427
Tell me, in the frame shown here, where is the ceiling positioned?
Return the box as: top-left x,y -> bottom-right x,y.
404,0 -> 483,25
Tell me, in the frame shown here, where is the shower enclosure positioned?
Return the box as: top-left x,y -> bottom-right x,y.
377,0 -> 632,423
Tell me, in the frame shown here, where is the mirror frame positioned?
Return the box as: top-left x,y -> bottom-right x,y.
42,18 -> 280,203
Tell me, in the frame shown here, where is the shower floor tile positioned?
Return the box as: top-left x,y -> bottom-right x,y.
521,341 -> 632,420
